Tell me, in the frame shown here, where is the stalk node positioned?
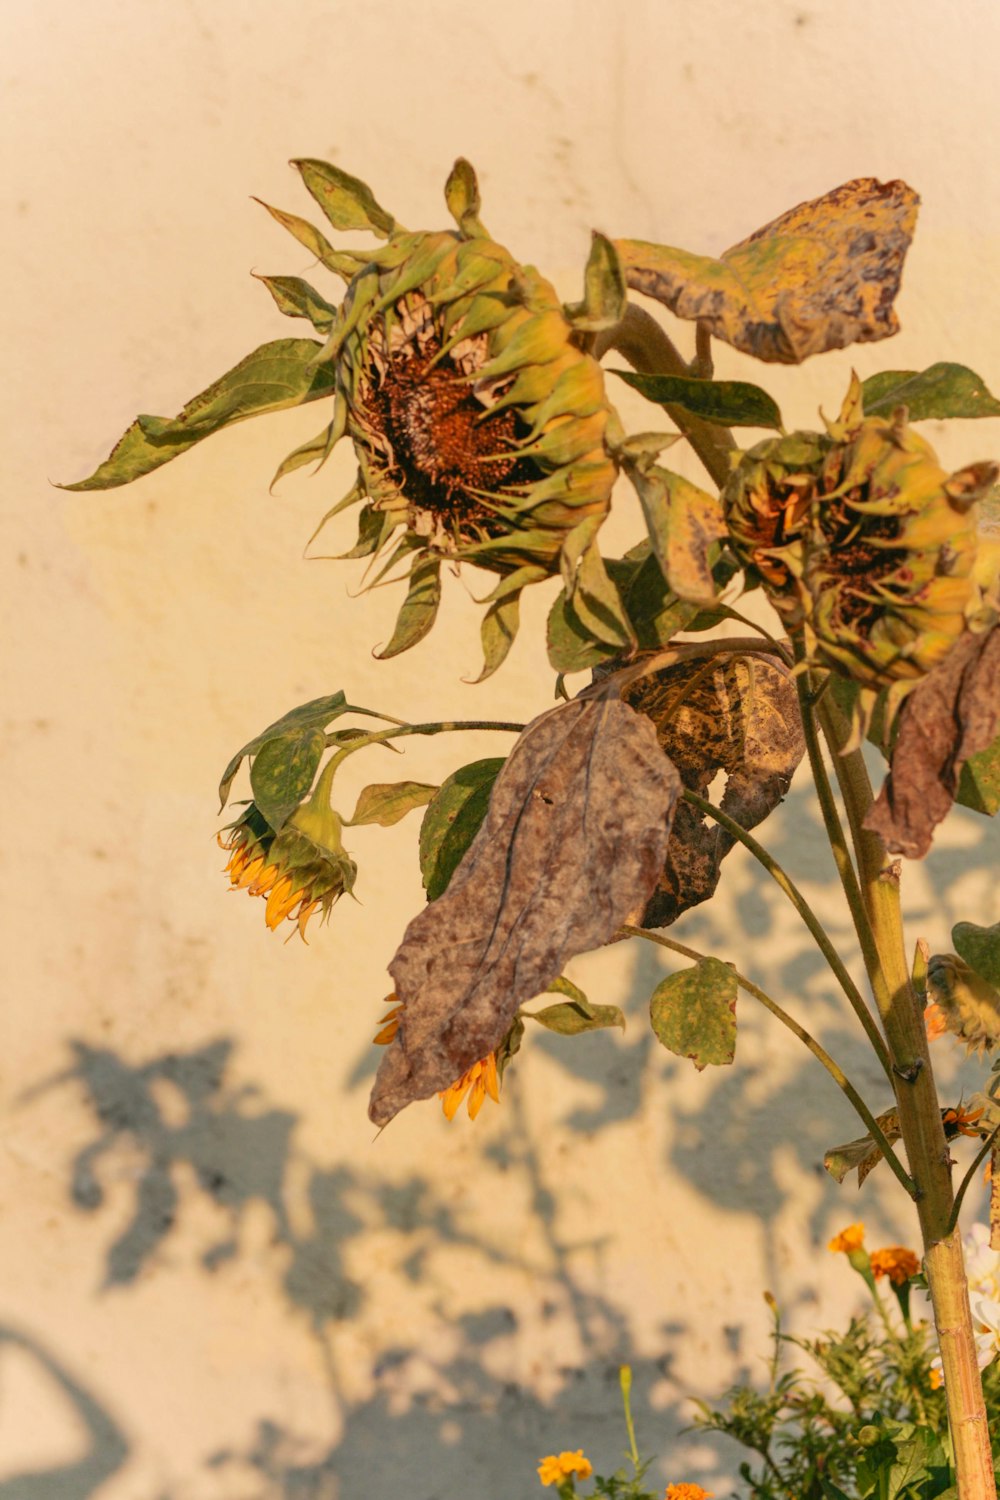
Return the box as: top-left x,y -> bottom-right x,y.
892,1058 -> 924,1082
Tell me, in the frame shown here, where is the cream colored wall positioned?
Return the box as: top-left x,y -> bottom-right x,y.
4,1 -> 1000,1494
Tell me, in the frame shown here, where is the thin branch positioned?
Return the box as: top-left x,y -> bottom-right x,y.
682,788 -> 894,1080
620,924 -> 915,1197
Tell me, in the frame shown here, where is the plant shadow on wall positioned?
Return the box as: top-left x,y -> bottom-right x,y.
20,1031 -> 699,1497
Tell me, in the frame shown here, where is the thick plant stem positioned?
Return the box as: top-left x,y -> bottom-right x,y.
813,691 -> 995,1499
595,303 -> 735,489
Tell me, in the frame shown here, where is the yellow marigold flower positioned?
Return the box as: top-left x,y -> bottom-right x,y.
373,996 -> 501,1121
828,1223 -> 865,1253
870,1247 -> 920,1285
665,1486 -> 714,1500
537,1451 -> 593,1487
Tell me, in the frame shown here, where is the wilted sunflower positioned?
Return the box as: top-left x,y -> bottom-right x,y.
724,374 -> 997,697
372,995 -> 501,1120
219,789 -> 356,940
281,158 -> 624,674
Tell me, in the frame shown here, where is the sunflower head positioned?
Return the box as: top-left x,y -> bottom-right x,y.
301,160 -> 622,669
723,375 -> 997,689
220,791 -> 356,940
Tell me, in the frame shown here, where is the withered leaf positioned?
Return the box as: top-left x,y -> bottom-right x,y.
369,698 -> 681,1124
616,178 -> 919,365
622,652 -> 804,927
865,625 -> 1000,858
824,1109 -> 902,1187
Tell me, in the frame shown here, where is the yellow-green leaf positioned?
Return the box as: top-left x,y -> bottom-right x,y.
218,692 -> 348,809
862,363 -> 1000,421
617,177 -> 919,364
66,340 -> 336,491
625,462 -> 728,602
649,957 -> 737,1069
347,781 -> 438,828
953,921 -> 1000,993
252,197 -> 367,282
249,727 -> 326,831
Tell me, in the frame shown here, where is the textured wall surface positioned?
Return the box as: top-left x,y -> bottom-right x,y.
4,1 -> 1000,1495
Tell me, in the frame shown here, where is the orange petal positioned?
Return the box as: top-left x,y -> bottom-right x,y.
466,1068 -> 487,1120
483,1052 -> 500,1103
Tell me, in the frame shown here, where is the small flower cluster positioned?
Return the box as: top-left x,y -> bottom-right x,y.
535,1449 -> 712,1499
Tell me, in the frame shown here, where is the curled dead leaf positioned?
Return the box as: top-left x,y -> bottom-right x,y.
616,178 -> 919,364
865,625 -> 1000,857
619,651 -> 804,927
369,697 -> 681,1125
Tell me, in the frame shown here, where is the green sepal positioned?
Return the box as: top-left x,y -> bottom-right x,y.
290,158 -> 395,238
330,503 -> 392,561
218,691 -> 349,810
65,340 -> 336,491
862,362 -> 1000,421
649,958 -> 738,1069
444,158 -> 487,239
252,197 -> 368,282
374,555 -> 442,659
253,273 -> 337,333
527,976 -> 626,1035
346,781 -> 438,828
952,921 -> 1000,992
270,424 -> 334,489
612,369 -> 783,430
302,477 -> 366,552
418,757 -> 505,902
563,232 -> 627,333
249,727 -> 327,831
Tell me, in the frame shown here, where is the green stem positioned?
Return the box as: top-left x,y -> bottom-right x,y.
595,303 -> 734,489
681,789 -> 894,1080
620,925 -> 914,1196
324,717 -> 525,772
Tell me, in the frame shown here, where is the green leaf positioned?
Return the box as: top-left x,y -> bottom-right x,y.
952,920 -> 1000,992
528,976 -> 626,1035
886,1426 -> 935,1500
291,158 -> 395,238
374,556 -> 442,659
862,362 -> 1000,421
956,733 -> 1000,815
347,780 -> 438,828
649,958 -> 737,1069
612,370 -> 783,429
253,273 -> 337,333
66,340 -> 337,491
249,726 -> 326,830
624,554 -> 702,646
218,691 -> 348,809
625,462 -> 729,602
419,758 -> 505,902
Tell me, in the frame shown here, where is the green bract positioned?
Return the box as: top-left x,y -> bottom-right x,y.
724,375 -> 998,691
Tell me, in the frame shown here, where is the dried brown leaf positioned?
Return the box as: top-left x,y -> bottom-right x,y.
369,698 -> 681,1125
622,653 -> 804,927
865,626 -> 1000,857
616,178 -> 919,364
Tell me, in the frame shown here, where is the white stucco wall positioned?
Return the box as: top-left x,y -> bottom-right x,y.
4,1 -> 1000,1495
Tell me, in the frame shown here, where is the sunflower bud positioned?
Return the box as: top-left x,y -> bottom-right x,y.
300,160 -> 620,670
219,791 -> 356,940
723,376 -> 997,689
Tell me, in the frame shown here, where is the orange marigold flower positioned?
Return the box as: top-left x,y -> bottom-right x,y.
373,996 -> 500,1121
828,1223 -> 865,1253
538,1451 -> 593,1487
924,1001 -> 948,1042
942,1104 -> 985,1139
665,1486 -> 714,1500
929,1367 -> 944,1390
870,1246 -> 920,1285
